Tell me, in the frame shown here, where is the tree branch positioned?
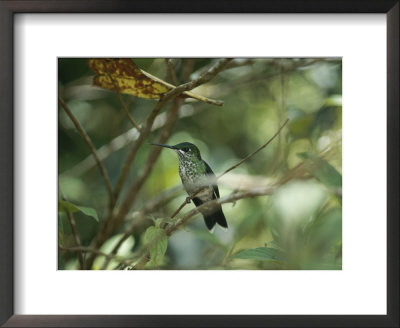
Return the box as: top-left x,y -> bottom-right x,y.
176,58 -> 232,94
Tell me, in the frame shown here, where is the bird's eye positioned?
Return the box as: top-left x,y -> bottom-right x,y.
182,147 -> 189,152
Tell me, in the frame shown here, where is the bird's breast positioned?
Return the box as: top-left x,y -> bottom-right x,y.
179,161 -> 211,198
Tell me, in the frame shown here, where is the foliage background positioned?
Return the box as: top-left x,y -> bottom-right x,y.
58,58 -> 342,270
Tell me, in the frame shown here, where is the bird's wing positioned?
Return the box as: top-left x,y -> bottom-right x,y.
204,160 -> 220,199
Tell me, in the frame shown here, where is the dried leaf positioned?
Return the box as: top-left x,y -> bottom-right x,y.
88,58 -> 169,99
88,58 -> 223,106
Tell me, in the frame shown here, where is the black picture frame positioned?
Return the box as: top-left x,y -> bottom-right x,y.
0,1 -> 398,327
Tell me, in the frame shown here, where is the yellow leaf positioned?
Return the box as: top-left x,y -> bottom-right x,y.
88,58 -> 223,106
88,58 -> 169,99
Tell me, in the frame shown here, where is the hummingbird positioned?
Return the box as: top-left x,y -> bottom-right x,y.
151,142 -> 228,231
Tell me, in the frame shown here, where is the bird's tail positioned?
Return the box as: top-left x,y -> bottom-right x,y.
203,209 -> 228,231
192,197 -> 228,231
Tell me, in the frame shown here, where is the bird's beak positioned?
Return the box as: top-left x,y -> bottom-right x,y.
150,143 -> 176,150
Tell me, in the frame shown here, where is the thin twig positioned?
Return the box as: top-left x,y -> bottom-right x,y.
102,59 -> 141,131
223,58 -> 254,69
145,58 -> 232,107
58,245 -> 133,268
176,58 -> 232,94
218,118 -> 289,179
144,64 -> 226,106
65,212 -> 84,270
60,192 -> 84,269
99,213 -> 143,270
170,118 -> 290,218
228,58 -> 325,92
168,187 -> 277,234
58,97 -> 115,207
116,93 -> 141,131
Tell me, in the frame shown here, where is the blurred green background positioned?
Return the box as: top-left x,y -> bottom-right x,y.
58,58 -> 342,270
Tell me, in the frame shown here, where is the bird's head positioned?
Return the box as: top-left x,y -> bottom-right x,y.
151,142 -> 202,162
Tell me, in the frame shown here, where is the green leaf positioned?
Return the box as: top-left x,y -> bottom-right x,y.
58,200 -> 99,222
232,247 -> 286,262
297,152 -> 342,190
144,226 -> 168,266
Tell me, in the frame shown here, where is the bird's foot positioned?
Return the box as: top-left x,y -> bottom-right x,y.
185,196 -> 192,204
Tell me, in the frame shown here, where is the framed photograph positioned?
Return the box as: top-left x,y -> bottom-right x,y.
1,1 -> 398,327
